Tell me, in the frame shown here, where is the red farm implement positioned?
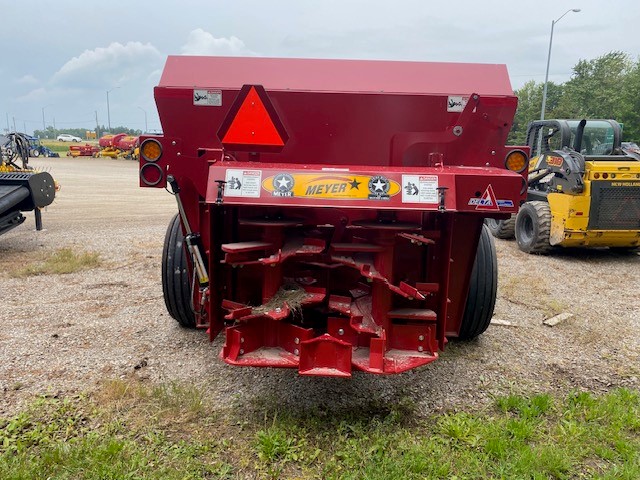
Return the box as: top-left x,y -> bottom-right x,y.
95,134 -> 139,159
68,144 -> 100,157
139,56 -> 528,377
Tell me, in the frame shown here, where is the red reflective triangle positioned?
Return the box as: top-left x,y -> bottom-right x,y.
221,86 -> 284,147
475,184 -> 500,211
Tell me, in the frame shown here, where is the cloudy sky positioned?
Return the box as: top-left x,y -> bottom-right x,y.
2,0 -> 638,135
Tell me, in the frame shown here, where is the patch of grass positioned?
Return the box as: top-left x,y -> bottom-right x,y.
1,381 -> 639,479
41,139 -> 98,153
544,297 -> 569,317
9,247 -> 101,277
0,394 -> 233,479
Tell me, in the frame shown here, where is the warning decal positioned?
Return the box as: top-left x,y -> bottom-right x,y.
401,175 -> 439,204
447,96 -> 469,112
224,169 -> 262,198
193,89 -> 222,106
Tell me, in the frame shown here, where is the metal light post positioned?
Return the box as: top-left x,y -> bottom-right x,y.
41,104 -> 53,137
137,106 -> 148,133
540,8 -> 581,121
106,87 -> 120,132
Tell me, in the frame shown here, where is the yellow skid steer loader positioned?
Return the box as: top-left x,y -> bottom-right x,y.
486,119 -> 640,253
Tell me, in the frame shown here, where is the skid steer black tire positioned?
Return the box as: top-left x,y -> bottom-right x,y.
515,201 -> 552,254
162,213 -> 196,328
457,225 -> 498,340
485,215 -> 515,239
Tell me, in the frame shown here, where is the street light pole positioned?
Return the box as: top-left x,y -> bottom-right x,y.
540,8 -> 581,121
106,87 -> 120,132
137,106 -> 148,133
41,104 -> 53,137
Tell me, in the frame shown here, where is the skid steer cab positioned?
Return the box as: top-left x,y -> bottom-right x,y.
140,56 -> 528,377
486,119 -> 640,253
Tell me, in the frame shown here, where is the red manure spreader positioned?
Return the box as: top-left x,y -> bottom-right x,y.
139,56 -> 528,377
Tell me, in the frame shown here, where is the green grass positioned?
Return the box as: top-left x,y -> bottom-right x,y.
9,247 -> 101,278
41,139 -> 98,153
1,382 -> 638,479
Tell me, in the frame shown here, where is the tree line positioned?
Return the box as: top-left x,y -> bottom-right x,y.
33,126 -> 142,140
508,51 -> 640,145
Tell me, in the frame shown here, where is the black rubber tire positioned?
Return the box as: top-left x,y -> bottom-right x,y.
457,225 -> 498,340
515,201 -> 552,254
31,149 -> 40,158
485,215 -> 515,239
162,213 -> 196,328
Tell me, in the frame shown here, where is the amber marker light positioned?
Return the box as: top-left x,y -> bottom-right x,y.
140,138 -> 162,162
505,150 -> 528,173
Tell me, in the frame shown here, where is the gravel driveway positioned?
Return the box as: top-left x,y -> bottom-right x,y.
1,157 -> 638,417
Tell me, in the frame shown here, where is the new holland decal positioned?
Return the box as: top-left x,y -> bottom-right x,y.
262,173 -> 400,200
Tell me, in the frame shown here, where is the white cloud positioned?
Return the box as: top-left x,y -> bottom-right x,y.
15,74 -> 38,85
16,87 -> 47,102
147,69 -> 162,82
52,41 -> 162,88
181,29 -> 257,56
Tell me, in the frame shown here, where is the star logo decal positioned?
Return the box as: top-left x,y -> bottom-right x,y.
272,173 -> 295,194
372,179 -> 386,191
277,176 -> 290,188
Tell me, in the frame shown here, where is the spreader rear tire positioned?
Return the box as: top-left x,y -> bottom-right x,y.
515,201 -> 552,254
457,225 -> 497,340
162,213 -> 196,328
485,215 -> 515,239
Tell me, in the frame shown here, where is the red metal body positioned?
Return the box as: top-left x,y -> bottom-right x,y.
140,56 -> 527,376
68,144 -> 100,157
99,133 -> 126,148
116,135 -> 139,150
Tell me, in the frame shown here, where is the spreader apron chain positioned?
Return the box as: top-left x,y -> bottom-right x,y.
166,175 -> 210,315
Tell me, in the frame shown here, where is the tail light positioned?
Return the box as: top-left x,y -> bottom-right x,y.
505,149 -> 527,173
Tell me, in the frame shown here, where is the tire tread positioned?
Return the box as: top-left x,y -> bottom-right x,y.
457,225 -> 497,340
162,213 -> 196,328
515,201 -> 552,254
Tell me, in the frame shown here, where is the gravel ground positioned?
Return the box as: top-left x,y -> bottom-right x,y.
1,156 -> 638,417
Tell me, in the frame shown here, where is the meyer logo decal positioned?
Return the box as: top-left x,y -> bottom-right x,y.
262,174 -> 400,200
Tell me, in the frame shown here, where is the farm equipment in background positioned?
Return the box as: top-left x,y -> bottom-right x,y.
27,136 -> 59,158
68,144 -> 100,157
116,135 -> 140,160
95,133 -> 126,158
0,132 -> 56,236
140,56 -> 528,377
94,133 -> 139,159
486,119 -> 640,252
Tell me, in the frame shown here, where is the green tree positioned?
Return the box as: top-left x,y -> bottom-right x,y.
558,51 -> 631,120
509,51 -> 640,144
619,58 -> 640,141
508,80 -> 563,145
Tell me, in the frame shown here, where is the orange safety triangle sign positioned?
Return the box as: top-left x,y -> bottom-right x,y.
475,184 -> 500,211
218,85 -> 288,151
